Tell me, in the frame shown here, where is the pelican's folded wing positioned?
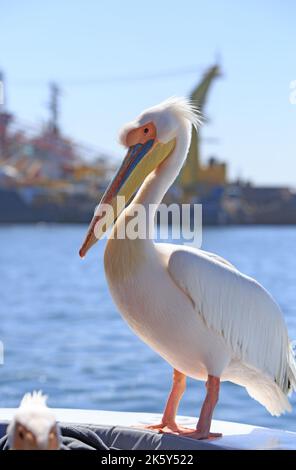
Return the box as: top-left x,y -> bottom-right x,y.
199,249 -> 238,270
167,247 -> 290,392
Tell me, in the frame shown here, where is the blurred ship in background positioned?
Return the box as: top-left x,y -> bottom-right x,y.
0,66 -> 295,225
0,74 -> 116,223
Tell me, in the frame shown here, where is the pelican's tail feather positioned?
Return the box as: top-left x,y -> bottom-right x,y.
242,345 -> 296,416
246,374 -> 292,417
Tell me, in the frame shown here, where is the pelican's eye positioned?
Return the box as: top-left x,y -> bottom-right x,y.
143,127 -> 149,134
18,430 -> 24,439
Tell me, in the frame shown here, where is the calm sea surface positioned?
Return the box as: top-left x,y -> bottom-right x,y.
0,225 -> 296,431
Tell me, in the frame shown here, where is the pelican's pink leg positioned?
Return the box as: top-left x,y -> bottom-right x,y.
143,373 -> 222,440
178,375 -> 222,439
145,369 -> 187,433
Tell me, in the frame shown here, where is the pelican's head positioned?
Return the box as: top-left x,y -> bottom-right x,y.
79,97 -> 200,257
7,391 -> 61,450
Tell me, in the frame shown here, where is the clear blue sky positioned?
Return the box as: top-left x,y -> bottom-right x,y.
1,0 -> 295,186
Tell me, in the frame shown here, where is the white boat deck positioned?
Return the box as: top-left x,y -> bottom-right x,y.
1,408 -> 295,450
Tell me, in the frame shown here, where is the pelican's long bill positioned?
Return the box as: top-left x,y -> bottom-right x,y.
79,138 -> 176,257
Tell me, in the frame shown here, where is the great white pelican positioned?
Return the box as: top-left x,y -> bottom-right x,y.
79,97 -> 296,439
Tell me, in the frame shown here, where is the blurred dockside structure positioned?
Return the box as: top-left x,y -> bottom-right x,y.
0,67 -> 295,225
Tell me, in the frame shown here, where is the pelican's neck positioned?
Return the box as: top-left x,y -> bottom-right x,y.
133,120 -> 191,210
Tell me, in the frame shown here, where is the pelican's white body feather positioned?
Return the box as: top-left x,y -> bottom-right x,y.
103,97 -> 296,418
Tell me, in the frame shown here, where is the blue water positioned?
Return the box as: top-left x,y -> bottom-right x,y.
0,225 -> 296,431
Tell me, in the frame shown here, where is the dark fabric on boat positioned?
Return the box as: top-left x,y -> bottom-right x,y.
0,423 -> 227,450
0,424 -> 113,450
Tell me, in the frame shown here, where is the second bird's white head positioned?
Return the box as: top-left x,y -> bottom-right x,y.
7,391 -> 60,450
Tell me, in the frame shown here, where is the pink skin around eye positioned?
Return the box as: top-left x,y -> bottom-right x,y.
125,122 -> 157,147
